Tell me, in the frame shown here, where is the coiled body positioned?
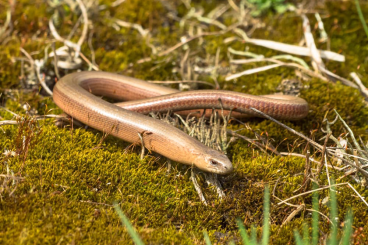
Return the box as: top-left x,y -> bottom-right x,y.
53,71 -> 308,174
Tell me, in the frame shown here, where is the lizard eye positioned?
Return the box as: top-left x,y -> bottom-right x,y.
210,160 -> 219,166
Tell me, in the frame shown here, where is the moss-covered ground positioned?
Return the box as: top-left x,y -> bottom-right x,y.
1,0 -> 368,244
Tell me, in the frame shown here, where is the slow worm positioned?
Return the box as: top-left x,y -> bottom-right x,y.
53,71 -> 308,174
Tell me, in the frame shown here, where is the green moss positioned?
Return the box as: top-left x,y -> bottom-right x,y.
1,0 -> 368,244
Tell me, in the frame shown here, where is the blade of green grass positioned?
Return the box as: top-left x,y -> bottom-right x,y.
203,231 -> 212,245
236,219 -> 252,245
250,225 -> 257,244
355,0 -> 368,38
261,186 -> 270,245
294,230 -> 304,245
302,223 -> 310,245
329,180 -> 338,245
113,202 -> 145,245
341,209 -> 354,245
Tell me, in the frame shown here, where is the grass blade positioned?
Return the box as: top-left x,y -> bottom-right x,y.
294,230 -> 304,245
341,209 -> 354,245
250,225 -> 257,244
236,219 -> 251,245
355,0 -> 368,39
113,203 -> 145,245
261,186 -> 270,245
329,180 -> 338,245
302,223 -> 310,245
203,231 -> 212,245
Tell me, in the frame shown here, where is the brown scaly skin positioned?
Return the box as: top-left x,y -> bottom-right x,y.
53,71 -> 308,174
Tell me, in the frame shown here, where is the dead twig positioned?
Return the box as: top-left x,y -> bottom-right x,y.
0,115 -> 66,126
